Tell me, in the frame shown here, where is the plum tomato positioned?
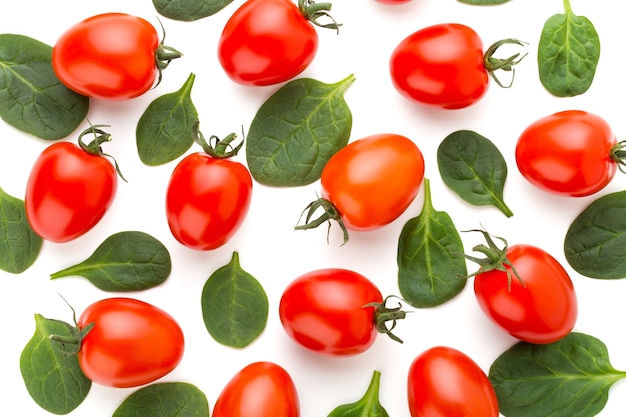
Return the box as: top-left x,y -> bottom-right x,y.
25,125 -> 121,243
279,268 -> 406,356
408,346 -> 499,417
217,0 -> 339,86
212,361 -> 300,417
52,13 -> 181,100
389,23 -> 525,109
515,110 -> 625,197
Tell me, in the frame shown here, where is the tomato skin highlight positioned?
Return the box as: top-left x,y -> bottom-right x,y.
321,133 -> 424,231
165,152 -> 253,250
212,361 -> 300,417
389,23 -> 488,109
25,142 -> 117,243
52,13 -> 160,100
474,244 -> 578,344
279,268 -> 383,356
218,0 -> 318,86
407,346 -> 499,417
515,110 -> 617,197
77,297 -> 185,388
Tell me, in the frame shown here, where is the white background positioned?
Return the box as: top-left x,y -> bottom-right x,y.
2,1 -> 626,416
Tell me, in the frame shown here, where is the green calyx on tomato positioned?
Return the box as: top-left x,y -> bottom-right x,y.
192,122 -> 243,160
483,38 -> 528,88
364,295 -> 408,344
78,124 -> 127,183
48,297 -> 94,356
153,18 -> 183,87
298,0 -> 341,32
610,140 -> 626,173
295,196 -> 348,245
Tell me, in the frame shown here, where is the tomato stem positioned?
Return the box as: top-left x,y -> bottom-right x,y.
363,296 -> 408,344
154,17 -> 183,88
193,122 -> 244,159
611,140 -> 626,174
483,39 -> 528,89
299,0 -> 342,33
78,123 -> 127,182
294,196 -> 349,245
48,295 -> 95,357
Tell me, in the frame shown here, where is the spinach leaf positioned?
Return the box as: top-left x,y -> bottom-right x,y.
0,34 -> 89,140
538,0 -> 600,97
397,178 -> 467,308
152,0 -> 233,21
489,332 -> 626,417
564,190 -> 626,279
113,382 -> 210,417
246,74 -> 354,187
201,251 -> 268,348
437,130 -> 513,217
50,231 -> 172,291
458,0 -> 510,4
327,370 -> 389,417
20,314 -> 91,415
0,186 -> 42,273
136,72 -> 199,166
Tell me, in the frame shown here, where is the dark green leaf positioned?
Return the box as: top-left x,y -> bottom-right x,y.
397,178 -> 467,308
246,74 -> 354,187
136,72 -> 199,166
0,186 -> 42,273
49,231 -> 172,291
0,34 -> 89,140
538,4 -> 600,97
564,190 -> 626,279
113,382 -> 210,417
201,251 -> 268,348
20,314 -> 91,414
152,0 -> 234,21
489,332 -> 626,417
458,0 -> 511,4
327,370 -> 389,417
437,130 -> 513,217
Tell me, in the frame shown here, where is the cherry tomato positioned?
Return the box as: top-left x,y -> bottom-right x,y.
166,134 -> 253,250
469,232 -> 578,344
25,127 -> 119,243
515,110 -> 624,197
76,297 -> 185,388
218,0 -> 338,86
279,268 -> 405,356
212,361 -> 300,417
408,346 -> 499,417
389,23 -> 524,109
52,13 -> 181,100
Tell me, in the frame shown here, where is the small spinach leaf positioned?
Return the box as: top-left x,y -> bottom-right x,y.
50,231 -> 172,291
538,0 -> 600,97
327,370 -> 389,417
0,34 -> 89,140
437,130 -> 513,217
564,190 -> 626,279
136,72 -> 199,166
20,314 -> 91,415
246,74 -> 354,187
489,332 -> 626,417
458,0 -> 510,4
397,178 -> 467,308
152,0 -> 234,21
113,382 -> 210,417
201,251 -> 268,348
0,186 -> 42,273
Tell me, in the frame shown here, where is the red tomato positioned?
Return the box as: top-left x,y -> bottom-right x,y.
408,346 -> 499,417
52,13 -> 180,100
218,0 -> 336,86
212,361 -> 300,417
515,110 -> 621,197
77,297 -> 185,388
25,138 -> 117,243
165,152 -> 253,250
474,243 -> 577,344
279,268 -> 405,356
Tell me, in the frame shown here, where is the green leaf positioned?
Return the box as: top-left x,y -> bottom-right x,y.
397,178 -> 467,308
458,0 -> 510,4
152,0 -> 234,21
113,382 -> 210,417
564,190 -> 626,279
437,130 -> 513,217
50,231 -> 172,291
136,72 -> 199,166
20,314 -> 91,415
0,186 -> 42,273
201,251 -> 268,348
538,2 -> 600,97
0,34 -> 89,140
489,332 -> 626,417
246,74 -> 354,187
327,370 -> 389,417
